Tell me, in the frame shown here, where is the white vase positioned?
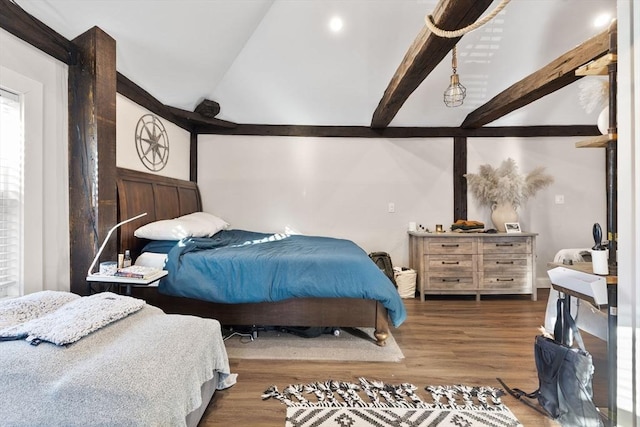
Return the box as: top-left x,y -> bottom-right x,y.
597,106 -> 609,135
491,203 -> 518,232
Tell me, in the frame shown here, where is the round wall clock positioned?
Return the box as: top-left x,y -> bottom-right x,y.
134,114 -> 169,171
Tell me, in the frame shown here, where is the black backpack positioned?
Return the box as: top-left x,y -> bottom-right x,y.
368,252 -> 396,287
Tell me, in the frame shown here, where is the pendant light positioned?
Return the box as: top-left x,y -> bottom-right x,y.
425,0 -> 511,107
443,45 -> 466,107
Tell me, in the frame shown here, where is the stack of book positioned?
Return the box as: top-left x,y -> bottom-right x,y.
114,265 -> 163,279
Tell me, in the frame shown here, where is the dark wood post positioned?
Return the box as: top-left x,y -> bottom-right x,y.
453,136 -> 467,221
606,21 -> 617,272
68,27 -> 117,295
190,132 -> 198,182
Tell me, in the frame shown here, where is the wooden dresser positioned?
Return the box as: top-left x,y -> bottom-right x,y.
408,232 -> 537,301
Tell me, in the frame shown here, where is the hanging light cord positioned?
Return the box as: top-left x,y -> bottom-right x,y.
425,0 -> 511,38
451,45 -> 458,73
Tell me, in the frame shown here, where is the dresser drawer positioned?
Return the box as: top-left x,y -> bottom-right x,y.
426,274 -> 476,291
482,237 -> 531,254
482,254 -> 530,273
483,253 -> 530,292
481,275 -> 531,293
426,255 -> 475,272
426,238 -> 476,255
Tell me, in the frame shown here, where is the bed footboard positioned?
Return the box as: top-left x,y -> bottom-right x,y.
132,288 -> 390,345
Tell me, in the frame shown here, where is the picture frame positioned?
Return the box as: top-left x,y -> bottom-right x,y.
505,222 -> 522,233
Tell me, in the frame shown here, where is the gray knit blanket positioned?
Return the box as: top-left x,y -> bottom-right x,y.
0,290 -> 79,329
0,291 -> 144,345
1,292 -> 235,426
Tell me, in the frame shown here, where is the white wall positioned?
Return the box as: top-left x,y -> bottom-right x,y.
197,135 -> 453,265
116,94 -> 191,180
198,134 -> 606,287
0,29 -> 70,293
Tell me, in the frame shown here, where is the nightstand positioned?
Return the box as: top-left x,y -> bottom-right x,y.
86,270 -> 168,296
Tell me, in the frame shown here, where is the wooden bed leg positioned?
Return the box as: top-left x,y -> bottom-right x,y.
374,329 -> 388,347
374,302 -> 390,346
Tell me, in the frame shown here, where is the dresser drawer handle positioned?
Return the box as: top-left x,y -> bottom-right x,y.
495,243 -> 514,247
441,278 -> 460,282
496,261 -> 514,265
442,261 -> 460,265
441,244 -> 460,248
497,278 -> 515,282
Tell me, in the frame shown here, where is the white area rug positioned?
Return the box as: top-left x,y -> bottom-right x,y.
224,327 -> 404,362
284,407 -> 522,427
263,378 -> 523,427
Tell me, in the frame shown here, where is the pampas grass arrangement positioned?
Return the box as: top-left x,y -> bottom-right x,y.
578,78 -> 609,114
465,158 -> 554,208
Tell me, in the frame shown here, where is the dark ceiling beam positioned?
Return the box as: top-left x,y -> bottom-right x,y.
0,0 -> 76,64
116,73 -> 192,131
117,73 -> 237,131
166,106 -> 237,129
198,123 -> 599,139
370,0 -> 494,129
461,23 -> 613,129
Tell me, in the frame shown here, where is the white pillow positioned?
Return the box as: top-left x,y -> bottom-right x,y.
134,212 -> 229,240
178,212 -> 229,236
134,252 -> 168,269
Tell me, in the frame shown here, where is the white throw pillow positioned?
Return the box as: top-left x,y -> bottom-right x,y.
134,212 -> 229,240
178,212 -> 229,236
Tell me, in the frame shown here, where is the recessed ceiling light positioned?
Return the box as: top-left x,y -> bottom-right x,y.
329,16 -> 343,33
594,13 -> 612,28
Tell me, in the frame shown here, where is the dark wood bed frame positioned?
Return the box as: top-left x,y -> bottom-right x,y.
115,167 -> 391,345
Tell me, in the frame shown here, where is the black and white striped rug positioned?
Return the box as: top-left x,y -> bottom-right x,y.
263,378 -> 523,427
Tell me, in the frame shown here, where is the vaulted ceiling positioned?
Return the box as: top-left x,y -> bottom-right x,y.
15,0 -> 616,128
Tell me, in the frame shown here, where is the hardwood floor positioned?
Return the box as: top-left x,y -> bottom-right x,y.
199,289 -> 608,426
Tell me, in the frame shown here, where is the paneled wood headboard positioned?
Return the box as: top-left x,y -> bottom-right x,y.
115,168 -> 202,258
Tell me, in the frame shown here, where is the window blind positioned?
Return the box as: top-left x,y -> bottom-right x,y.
0,88 -> 23,298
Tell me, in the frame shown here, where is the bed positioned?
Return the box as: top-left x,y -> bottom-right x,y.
0,290 -> 235,426
115,167 -> 406,346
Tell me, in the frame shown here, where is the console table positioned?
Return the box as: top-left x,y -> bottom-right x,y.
408,231 -> 537,301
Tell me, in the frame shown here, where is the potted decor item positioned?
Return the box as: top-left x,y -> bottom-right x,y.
465,158 -> 554,232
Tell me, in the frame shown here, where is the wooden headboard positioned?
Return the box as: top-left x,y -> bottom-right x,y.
116,168 -> 202,258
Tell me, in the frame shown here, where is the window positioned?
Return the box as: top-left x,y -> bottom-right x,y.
0,88 -> 23,298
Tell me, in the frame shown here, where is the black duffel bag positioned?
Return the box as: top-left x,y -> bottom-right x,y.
499,297 -> 603,426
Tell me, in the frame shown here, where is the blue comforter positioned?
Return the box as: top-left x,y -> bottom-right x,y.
158,230 -> 406,327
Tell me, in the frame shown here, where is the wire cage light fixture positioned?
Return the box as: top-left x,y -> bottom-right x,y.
443,45 -> 466,107
425,0 -> 511,107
